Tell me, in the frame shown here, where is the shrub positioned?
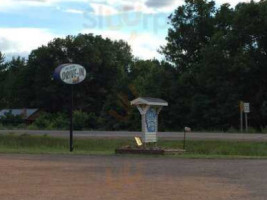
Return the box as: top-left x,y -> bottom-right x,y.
73,111 -> 89,130
0,111 -> 24,126
32,112 -> 51,129
32,112 -> 68,130
32,111 -> 96,130
50,113 -> 68,130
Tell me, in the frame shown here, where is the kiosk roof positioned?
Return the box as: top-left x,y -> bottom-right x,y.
131,97 -> 168,106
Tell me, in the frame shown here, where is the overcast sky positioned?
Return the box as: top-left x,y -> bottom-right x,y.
0,0 -> 260,61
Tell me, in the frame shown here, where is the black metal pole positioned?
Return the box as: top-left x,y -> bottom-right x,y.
183,130 -> 186,150
70,85 -> 74,152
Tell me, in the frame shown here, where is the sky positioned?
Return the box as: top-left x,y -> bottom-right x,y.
0,0 -> 260,61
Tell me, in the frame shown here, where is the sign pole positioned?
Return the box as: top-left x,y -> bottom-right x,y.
70,85 -> 74,152
53,64 -> 87,153
183,127 -> 191,150
240,101 -> 243,133
243,102 -> 250,133
240,108 -> 243,132
245,113 -> 248,132
183,130 -> 186,150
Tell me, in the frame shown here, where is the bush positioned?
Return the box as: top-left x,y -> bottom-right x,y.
73,111 -> 99,130
50,113 -> 69,130
73,111 -> 88,130
0,111 -> 24,126
32,112 -> 52,129
32,111 -> 97,130
32,112 -> 68,130
83,112 -> 99,130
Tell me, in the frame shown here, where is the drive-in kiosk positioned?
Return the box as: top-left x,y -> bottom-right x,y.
131,97 -> 168,144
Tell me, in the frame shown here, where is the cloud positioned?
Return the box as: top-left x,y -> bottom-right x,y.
64,9 -> 84,14
87,0 -> 186,16
0,28 -> 57,59
0,0 -> 263,14
90,3 -> 119,16
0,27 -> 165,60
87,0 -> 262,16
82,29 -> 165,60
216,0 -> 260,6
0,26 -> 166,61
145,0 -> 177,8
0,0 -> 87,12
0,38 -> 17,51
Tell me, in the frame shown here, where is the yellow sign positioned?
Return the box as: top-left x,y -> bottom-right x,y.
135,137 -> 143,147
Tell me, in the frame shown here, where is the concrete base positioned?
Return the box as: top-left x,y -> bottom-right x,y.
115,147 -> 185,155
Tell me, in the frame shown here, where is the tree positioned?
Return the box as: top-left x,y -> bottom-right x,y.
0,52 -> 4,66
161,0 -> 267,131
0,52 -> 6,107
161,0 -> 216,72
0,56 -> 28,108
196,0 -> 267,130
25,34 -> 133,117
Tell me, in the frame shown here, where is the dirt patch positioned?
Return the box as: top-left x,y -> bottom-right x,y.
0,155 -> 254,200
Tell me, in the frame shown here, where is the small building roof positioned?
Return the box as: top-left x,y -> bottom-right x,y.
131,97 -> 168,106
0,109 -> 39,119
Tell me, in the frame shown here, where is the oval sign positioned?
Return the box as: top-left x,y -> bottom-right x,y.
54,64 -> 86,85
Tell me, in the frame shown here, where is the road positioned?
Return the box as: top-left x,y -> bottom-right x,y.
1,130 -> 267,141
0,154 -> 266,200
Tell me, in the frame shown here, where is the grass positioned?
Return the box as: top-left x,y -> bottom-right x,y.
0,134 -> 267,158
0,134 -> 131,155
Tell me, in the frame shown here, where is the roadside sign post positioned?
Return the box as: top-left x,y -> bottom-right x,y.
53,64 -> 87,152
240,101 -> 244,132
245,113 -> 248,132
240,101 -> 250,133
70,85 -> 74,152
244,103 -> 250,132
183,127 -> 191,150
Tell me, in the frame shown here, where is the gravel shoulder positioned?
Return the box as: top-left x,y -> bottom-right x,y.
0,154 -> 266,200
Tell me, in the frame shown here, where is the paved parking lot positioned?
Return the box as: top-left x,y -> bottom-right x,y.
0,154 -> 266,200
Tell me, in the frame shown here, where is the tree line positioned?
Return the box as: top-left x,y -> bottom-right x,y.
0,0 -> 267,131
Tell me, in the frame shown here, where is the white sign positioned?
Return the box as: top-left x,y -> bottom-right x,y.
54,64 -> 86,85
60,64 -> 86,84
184,127 -> 191,132
244,103 -> 250,113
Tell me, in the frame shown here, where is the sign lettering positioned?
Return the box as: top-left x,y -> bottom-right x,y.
54,64 -> 86,85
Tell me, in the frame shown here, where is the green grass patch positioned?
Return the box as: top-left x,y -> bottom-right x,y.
158,140 -> 267,157
0,134 -> 133,155
0,134 -> 267,158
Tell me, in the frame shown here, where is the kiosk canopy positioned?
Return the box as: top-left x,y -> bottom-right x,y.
131,97 -> 168,106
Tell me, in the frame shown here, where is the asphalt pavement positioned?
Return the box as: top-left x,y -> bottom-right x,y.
1,130 -> 267,141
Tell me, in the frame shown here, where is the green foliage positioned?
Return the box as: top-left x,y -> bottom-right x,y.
32,111 -> 98,130
0,111 -> 24,126
73,110 -> 89,130
0,0 -> 267,132
26,34 -> 132,114
32,112 -> 68,130
160,0 -> 267,131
